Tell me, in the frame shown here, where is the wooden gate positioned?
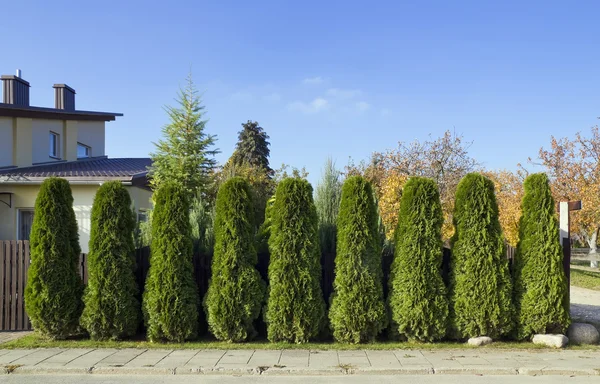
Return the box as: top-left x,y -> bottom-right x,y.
0,241 -> 30,331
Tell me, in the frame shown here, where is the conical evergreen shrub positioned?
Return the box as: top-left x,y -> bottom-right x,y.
514,173 -> 570,339
389,177 -> 448,341
449,173 -> 513,339
329,176 -> 386,343
24,177 -> 83,339
204,177 -> 266,342
265,178 -> 326,343
143,182 -> 199,342
80,181 -> 140,340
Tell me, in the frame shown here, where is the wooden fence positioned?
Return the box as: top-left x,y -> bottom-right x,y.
0,240 -> 537,332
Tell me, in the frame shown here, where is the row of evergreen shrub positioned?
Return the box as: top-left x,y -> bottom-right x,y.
24,172 -> 570,343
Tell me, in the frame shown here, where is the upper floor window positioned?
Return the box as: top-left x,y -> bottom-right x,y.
77,143 -> 91,158
49,132 -> 60,158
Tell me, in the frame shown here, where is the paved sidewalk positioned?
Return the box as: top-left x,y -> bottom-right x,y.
0,348 -> 599,376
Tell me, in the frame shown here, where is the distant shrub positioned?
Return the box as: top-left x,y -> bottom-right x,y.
389,177 -> 448,341
143,182 -> 199,342
513,173 -> 570,339
25,177 -> 83,339
265,178 -> 326,343
329,176 -> 386,343
81,181 -> 140,340
204,177 -> 265,342
449,173 -> 513,339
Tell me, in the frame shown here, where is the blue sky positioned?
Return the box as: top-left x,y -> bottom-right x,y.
2,0 -> 599,185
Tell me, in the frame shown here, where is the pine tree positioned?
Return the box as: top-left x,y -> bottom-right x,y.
329,176 -> 387,343
514,173 -> 570,339
389,177 -> 448,341
314,158 -> 343,256
143,182 -> 199,342
24,177 -> 83,339
449,173 -> 513,339
265,178 -> 326,343
149,73 -> 219,196
80,181 -> 140,340
204,177 -> 266,341
230,120 -> 273,176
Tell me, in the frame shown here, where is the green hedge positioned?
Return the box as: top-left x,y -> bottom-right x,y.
265,178 -> 326,343
449,173 -> 513,339
329,176 -> 386,343
204,177 -> 266,342
81,181 -> 140,340
24,177 -> 83,339
513,173 -> 570,339
143,182 -> 199,342
389,177 -> 448,341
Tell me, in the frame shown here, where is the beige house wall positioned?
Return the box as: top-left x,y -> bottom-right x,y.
77,121 -> 105,157
0,183 -> 152,253
31,119 -> 64,163
0,118 -> 13,167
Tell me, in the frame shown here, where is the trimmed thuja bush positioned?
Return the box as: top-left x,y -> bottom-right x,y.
265,178 -> 326,343
204,177 -> 266,342
389,177 -> 448,341
449,173 -> 513,339
80,181 -> 140,340
143,182 -> 199,342
329,176 -> 386,343
25,177 -> 83,339
514,173 -> 570,339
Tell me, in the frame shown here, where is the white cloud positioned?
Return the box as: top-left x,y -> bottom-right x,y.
263,92 -> 282,103
287,97 -> 329,114
303,76 -> 325,85
356,101 -> 370,112
326,88 -> 362,99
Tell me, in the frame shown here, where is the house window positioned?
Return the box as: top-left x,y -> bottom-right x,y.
49,132 -> 60,158
77,143 -> 91,158
18,209 -> 34,241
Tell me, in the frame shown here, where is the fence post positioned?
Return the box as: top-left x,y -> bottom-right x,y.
562,237 -> 571,305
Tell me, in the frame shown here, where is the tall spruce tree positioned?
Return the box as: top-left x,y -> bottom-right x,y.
80,181 -> 140,340
389,177 -> 448,341
230,120 -> 273,176
315,158 -> 343,256
265,178 -> 326,343
449,173 -> 513,339
143,182 -> 199,342
204,177 -> 266,342
25,177 -> 83,339
514,173 -> 570,339
149,73 -> 219,196
329,176 -> 387,343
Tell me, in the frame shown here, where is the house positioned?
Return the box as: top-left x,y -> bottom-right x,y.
0,70 -> 152,252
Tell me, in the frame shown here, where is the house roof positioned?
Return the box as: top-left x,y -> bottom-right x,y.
0,103 -> 123,122
0,157 -> 152,184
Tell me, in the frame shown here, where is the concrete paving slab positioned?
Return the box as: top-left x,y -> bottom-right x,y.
247,350 -> 281,367
125,349 -> 172,367
0,349 -> 37,364
153,350 -> 197,368
279,349 -> 309,368
217,349 -> 254,365
365,350 -> 401,368
95,348 -> 145,367
183,350 -> 226,369
308,350 -> 338,369
34,348 -> 94,367
394,350 -> 432,367
452,356 -> 490,365
337,350 -> 371,368
64,349 -> 118,368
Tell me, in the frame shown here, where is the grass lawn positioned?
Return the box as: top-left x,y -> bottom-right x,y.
570,267 -> 600,291
3,333 -> 599,351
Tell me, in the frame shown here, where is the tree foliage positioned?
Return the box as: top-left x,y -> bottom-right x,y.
484,170 -> 525,246
149,73 -> 219,197
24,177 -> 83,339
389,177 -> 448,341
513,173 -> 570,340
449,173 -> 513,339
143,182 -> 199,342
81,181 -> 139,340
315,158 -> 343,255
265,178 -> 326,343
329,176 -> 386,343
204,177 -> 266,342
347,130 -> 479,240
230,120 -> 273,176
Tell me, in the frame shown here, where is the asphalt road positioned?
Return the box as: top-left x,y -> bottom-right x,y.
0,376 -> 598,384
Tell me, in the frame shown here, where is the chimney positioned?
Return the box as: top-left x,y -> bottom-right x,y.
53,84 -> 76,110
1,69 -> 30,106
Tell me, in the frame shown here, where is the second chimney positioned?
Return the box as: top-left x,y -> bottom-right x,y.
53,84 -> 76,110
1,70 -> 30,106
